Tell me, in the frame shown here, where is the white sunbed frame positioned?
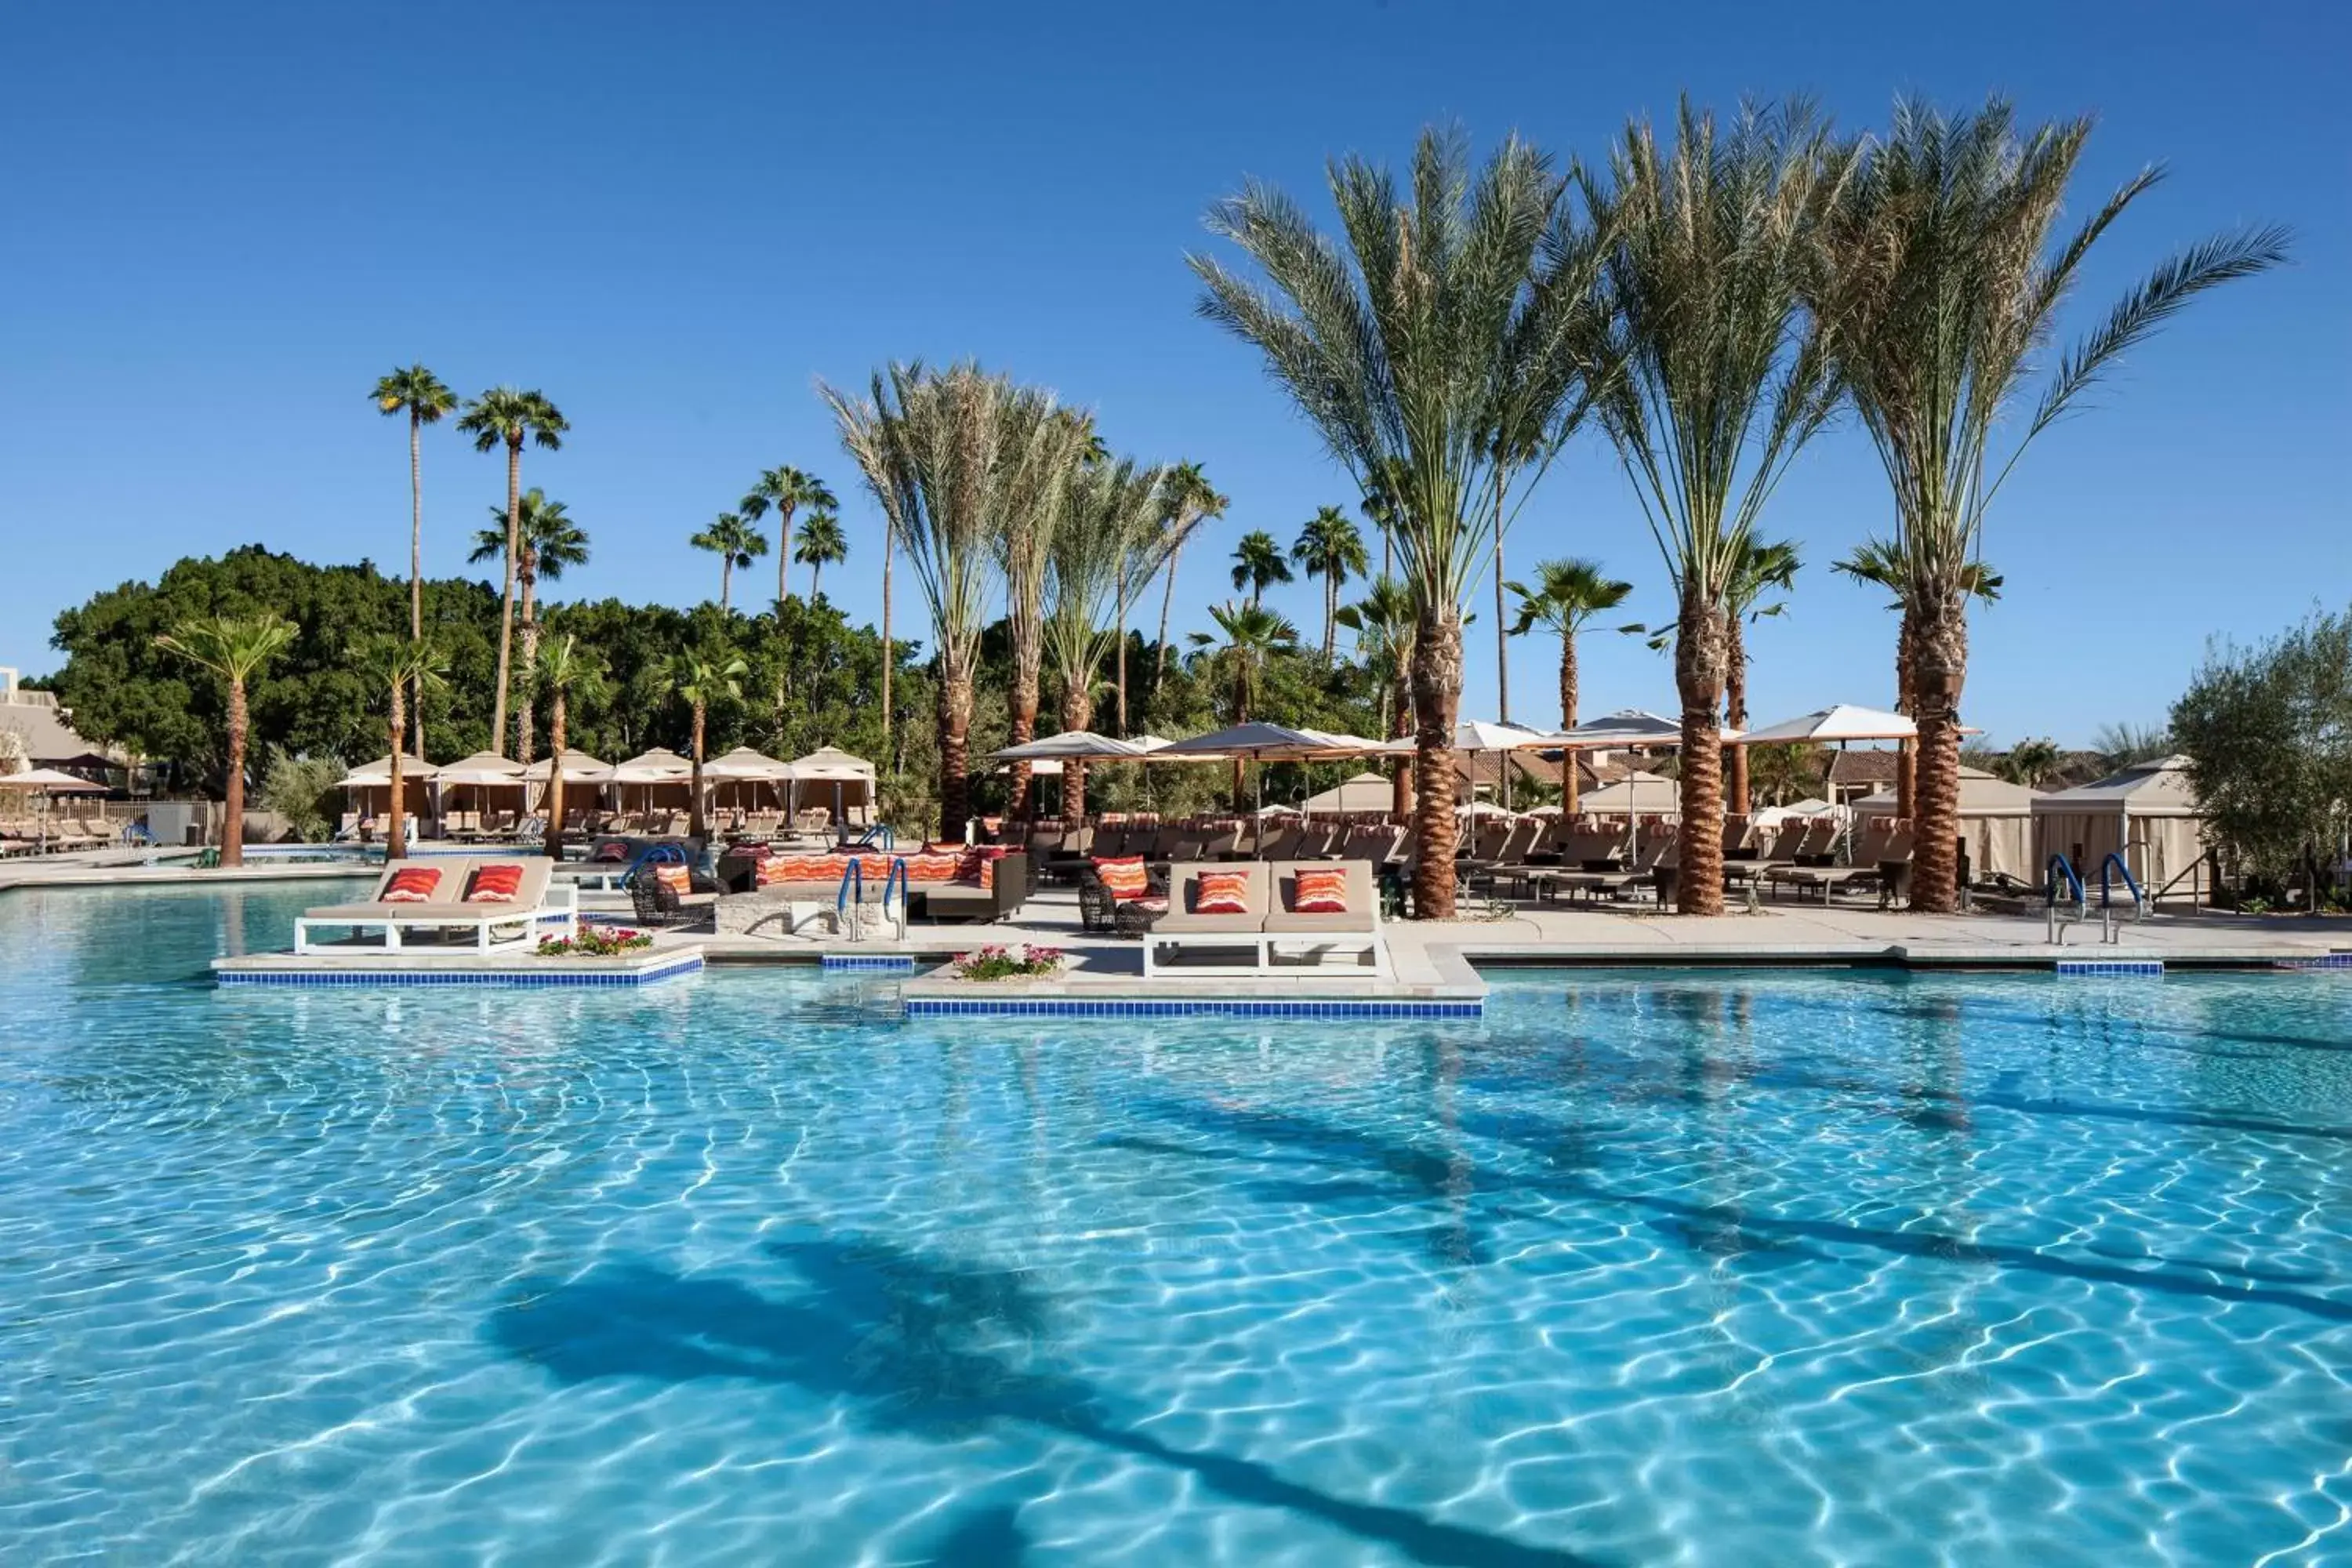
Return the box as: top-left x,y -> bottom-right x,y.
1142,862 -> 1392,980
292,866 -> 579,956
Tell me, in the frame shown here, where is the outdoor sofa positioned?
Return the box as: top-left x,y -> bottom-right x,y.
1142,860 -> 1389,978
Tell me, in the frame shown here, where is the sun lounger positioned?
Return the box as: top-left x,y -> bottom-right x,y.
293,855 -> 576,954
1144,861 -> 1388,978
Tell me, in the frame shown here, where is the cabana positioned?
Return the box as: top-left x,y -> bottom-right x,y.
612,748 -> 695,824
701,746 -> 795,825
1854,765 -> 2037,882
337,753 -> 437,831
789,746 -> 877,829
431,752 -> 528,838
2031,755 -> 2209,902
1301,771 -> 1396,814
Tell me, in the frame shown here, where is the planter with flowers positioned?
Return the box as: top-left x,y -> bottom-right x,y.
949,943 -> 1065,982
538,926 -> 656,959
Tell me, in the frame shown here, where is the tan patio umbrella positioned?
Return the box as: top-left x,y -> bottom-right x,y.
2,767 -> 108,854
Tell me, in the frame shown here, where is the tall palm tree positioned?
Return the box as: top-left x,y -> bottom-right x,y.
1831,536 -> 2004,819
1229,530 -> 1293,609
372,364 -> 455,760
1291,507 -> 1370,661
1722,539 -> 1802,816
989,406 -> 1094,823
1189,601 -> 1299,811
350,632 -> 448,860
1335,575 -> 1419,817
1809,97 -> 2287,911
1192,125 -> 1613,916
456,387 -> 568,756
153,614 -> 298,868
667,646 -> 746,840
793,508 -> 848,601
1581,100 -> 1849,914
739,467 -> 837,608
535,634 -> 606,859
824,362 -> 1067,837
1505,557 -> 1633,813
1995,735 -> 2063,789
1152,462 -> 1228,694
688,513 -> 767,609
469,490 -> 587,763
1048,457 -> 1171,822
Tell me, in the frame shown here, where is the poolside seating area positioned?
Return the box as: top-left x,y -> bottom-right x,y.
0,813 -> 126,856
1140,860 -> 1391,978
292,855 -> 577,954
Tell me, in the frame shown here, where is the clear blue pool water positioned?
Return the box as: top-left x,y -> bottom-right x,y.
3,883 -> 2350,1566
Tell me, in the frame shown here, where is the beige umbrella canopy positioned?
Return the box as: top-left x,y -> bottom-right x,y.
701,746 -> 794,779
0,767 -> 107,792
521,750 -> 613,782
1741,705 -> 1916,745
612,747 -> 693,782
434,751 -> 528,786
339,753 -> 438,785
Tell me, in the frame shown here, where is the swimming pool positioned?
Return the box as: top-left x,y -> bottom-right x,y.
2,884 -> 2347,1564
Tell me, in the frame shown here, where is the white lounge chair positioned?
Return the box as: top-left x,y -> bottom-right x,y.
292,855 -> 577,955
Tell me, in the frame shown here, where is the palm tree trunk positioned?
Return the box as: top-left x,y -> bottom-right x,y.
491,438 -> 521,756
938,667 -> 973,840
1410,608 -> 1463,919
1113,566 -> 1128,735
1154,546 -> 1182,691
515,557 -> 540,764
1492,508 -> 1509,724
1725,615 -> 1751,819
1390,656 -> 1414,820
1006,648 -> 1040,825
811,561 -> 822,602
1909,590 -> 1969,913
720,559 -> 732,611
1559,633 -> 1580,816
408,408 -> 426,764
385,682 -> 408,862
222,676 -> 249,868
1062,686 -> 1092,828
689,701 -> 708,840
545,689 -> 568,862
778,503 -> 795,608
1323,577 -> 1337,663
1230,663 -> 1249,813
880,531 -> 895,745
1894,610 -> 1918,822
1673,585 -> 1728,916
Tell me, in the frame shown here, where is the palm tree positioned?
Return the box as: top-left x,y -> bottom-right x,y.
688,513 -> 767,609
1722,539 -> 1802,816
1291,507 -> 1370,660
153,614 -> 298,867
793,509 -> 848,601
1506,558 -> 1634,813
1581,100 -> 1849,914
740,467 -> 836,608
1192,126 -> 1613,916
1189,601 -> 1299,811
1335,575 -> 1419,818
1996,735 -> 2063,789
1152,462 -> 1229,694
667,646 -> 746,840
989,406 -> 1094,824
2092,721 -> 2172,771
456,387 -> 568,756
350,632 -> 449,860
1832,536 -> 2003,819
1229,530 -> 1293,609
469,490 -> 587,763
372,365 -> 455,759
824,362 -> 1068,837
1048,457 -> 1171,822
1808,97 -> 2287,911
535,634 -> 606,859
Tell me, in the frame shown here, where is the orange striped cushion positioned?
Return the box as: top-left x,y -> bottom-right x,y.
654,864 -> 691,896
466,863 -> 524,903
1192,870 -> 1252,916
381,866 -> 441,903
757,855 -> 833,886
1093,855 -> 1149,899
1290,866 -> 1351,914
902,853 -> 964,884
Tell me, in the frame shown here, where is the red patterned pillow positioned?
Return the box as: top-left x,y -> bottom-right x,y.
380,866 -> 441,903
466,863 -> 525,903
1093,855 -> 1149,899
654,864 -> 691,896
1290,866 -> 1351,915
1192,869 -> 1253,916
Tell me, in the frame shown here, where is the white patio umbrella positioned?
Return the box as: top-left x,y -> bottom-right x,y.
1158,724 -> 1398,842
1740,704 -> 1916,745
1373,720 -> 1560,810
1550,710 -> 1748,851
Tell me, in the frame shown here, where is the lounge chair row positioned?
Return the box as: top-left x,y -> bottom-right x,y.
294,855 -> 577,954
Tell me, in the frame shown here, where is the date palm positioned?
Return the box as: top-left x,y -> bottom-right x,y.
1189,600 -> 1298,811
667,646 -> 746,840
1192,125 -> 1613,916
469,490 -> 587,763
1229,530 -> 1293,610
793,508 -> 848,602
350,632 -> 449,860
1505,557 -> 1633,812
1291,507 -> 1370,661
1581,100 -> 1850,913
456,387 -> 568,756
740,466 -> 836,608
1832,535 -> 2003,819
1047,457 -> 1171,822
1335,575 -> 1419,817
535,634 -> 606,859
1722,539 -> 1801,815
989,406 -> 1094,823
1809,97 -> 2286,910
153,614 -> 298,868
372,364 -> 455,758
1152,461 -> 1228,694
689,513 -> 768,610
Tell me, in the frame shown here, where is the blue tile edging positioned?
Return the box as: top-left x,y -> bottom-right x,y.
904,996 -> 1482,1019
823,954 -> 919,971
217,954 -> 705,989
2276,953 -> 2352,971
2053,959 -> 2165,978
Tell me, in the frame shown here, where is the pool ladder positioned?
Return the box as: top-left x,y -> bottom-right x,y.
2046,852 -> 2147,945
833,856 -> 910,943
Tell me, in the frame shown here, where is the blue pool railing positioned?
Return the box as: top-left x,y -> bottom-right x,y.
2097,851 -> 2146,941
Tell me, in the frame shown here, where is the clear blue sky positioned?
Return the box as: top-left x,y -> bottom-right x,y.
3,1 -> 2343,747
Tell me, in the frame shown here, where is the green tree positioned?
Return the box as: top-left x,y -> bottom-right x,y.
1229,530 -> 1293,610
689,513 -> 767,610
1291,507 -> 1370,661
1722,539 -> 1802,815
469,490 -> 587,762
794,509 -> 848,602
372,363 -> 456,759
1192,126 -> 1611,916
535,634 -> 607,859
456,387 -> 568,755
1189,601 -> 1299,810
350,631 -> 450,858
667,645 -> 747,840
1151,462 -> 1229,693
1506,557 -> 1634,812
153,613 -> 299,866
1808,96 -> 2286,911
256,748 -> 347,843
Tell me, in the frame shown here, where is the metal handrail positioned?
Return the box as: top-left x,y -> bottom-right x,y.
2045,853 -> 2085,946
883,855 -> 911,939
852,823 -> 895,851
2098,851 -> 2146,942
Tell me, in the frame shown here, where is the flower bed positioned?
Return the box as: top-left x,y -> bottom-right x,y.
538,926 -> 655,958
952,943 -> 1063,982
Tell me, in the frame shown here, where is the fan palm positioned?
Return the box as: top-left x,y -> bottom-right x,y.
1581,100 -> 1850,913
1505,557 -> 1634,812
1192,125 -> 1613,916
469,490 -> 587,763
535,635 -> 607,859
1152,462 -> 1229,693
667,646 -> 746,840
350,632 -> 449,860
1335,575 -> 1419,817
456,387 -> 568,756
1291,507 -> 1370,661
1831,536 -> 2004,819
1189,601 -> 1299,811
1047,457 -> 1171,822
372,364 -> 455,758
153,614 -> 299,867
1229,530 -> 1293,609
1808,97 -> 2287,911
1722,539 -> 1802,815
739,466 -> 837,608
793,509 -> 848,601
689,513 -> 768,609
